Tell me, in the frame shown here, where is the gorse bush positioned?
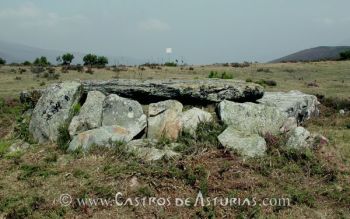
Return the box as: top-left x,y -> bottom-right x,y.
339,50 -> 350,60
164,62 -> 177,67
257,68 -> 272,73
33,56 -> 50,67
318,96 -> 350,111
208,71 -> 233,79
57,123 -> 71,151
0,57 -> 6,65
255,79 -> 277,87
177,121 -> 227,154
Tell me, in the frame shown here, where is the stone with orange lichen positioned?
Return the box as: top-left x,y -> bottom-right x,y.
68,125 -> 134,151
147,100 -> 183,140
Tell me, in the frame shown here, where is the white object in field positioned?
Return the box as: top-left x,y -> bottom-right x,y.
166,48 -> 172,54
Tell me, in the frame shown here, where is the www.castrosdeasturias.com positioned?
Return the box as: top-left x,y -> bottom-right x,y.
55,192 -> 291,208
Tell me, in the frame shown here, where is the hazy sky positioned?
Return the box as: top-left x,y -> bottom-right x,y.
1,0 -> 350,64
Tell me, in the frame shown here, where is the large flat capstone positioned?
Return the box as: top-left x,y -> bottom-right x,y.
81,79 -> 264,103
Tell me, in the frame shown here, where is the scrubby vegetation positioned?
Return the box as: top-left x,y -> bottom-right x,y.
208,71 -> 233,79
339,50 -> 350,60
83,54 -> 109,67
164,62 -> 177,67
33,56 -> 50,67
0,57 -> 6,65
255,79 -> 277,87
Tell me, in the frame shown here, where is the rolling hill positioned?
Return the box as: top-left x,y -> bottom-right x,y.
0,40 -> 143,65
271,46 -> 350,63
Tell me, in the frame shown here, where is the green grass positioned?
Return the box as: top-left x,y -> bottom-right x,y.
0,140 -> 11,156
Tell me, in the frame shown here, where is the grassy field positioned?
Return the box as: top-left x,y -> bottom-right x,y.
1,61 -> 350,98
0,61 -> 349,218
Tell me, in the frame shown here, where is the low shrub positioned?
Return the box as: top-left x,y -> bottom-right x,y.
255,79 -> 277,87
57,123 -> 71,151
208,71 -> 233,79
257,68 -> 271,73
31,66 -> 45,74
72,103 -> 81,116
318,96 -> 350,111
164,62 -> 177,67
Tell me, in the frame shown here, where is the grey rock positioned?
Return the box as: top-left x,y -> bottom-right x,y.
102,94 -> 147,137
68,125 -> 137,151
82,79 -> 264,103
9,140 -> 30,152
258,90 -> 319,123
127,139 -> 180,161
29,81 -> 82,143
20,89 -> 43,108
149,100 -> 183,116
147,100 -> 183,140
69,91 -> 106,137
286,127 -> 311,149
280,117 -> 298,133
180,107 -> 213,135
218,100 -> 288,135
218,127 -> 267,157
339,109 -> 346,116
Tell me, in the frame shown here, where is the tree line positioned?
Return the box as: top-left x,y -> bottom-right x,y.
0,53 -> 109,67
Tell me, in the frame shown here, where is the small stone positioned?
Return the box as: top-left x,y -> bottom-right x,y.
127,139 -> 180,161
68,125 -> 137,151
218,127 -> 267,157
180,107 -> 213,135
280,117 -> 298,133
218,100 -> 288,135
286,127 -> 311,149
147,100 -> 183,140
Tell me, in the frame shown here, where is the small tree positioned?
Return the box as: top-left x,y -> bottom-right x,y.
33,56 -> 50,66
56,56 -> 62,65
22,61 -> 31,66
0,57 -> 6,65
340,50 -> 350,60
62,53 -> 74,65
83,54 -> 98,66
97,56 -> 108,67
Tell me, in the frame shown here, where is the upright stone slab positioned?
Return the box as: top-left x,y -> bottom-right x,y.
180,107 -> 213,135
68,125 -> 137,151
147,100 -> 183,140
218,100 -> 289,135
258,91 -> 319,123
218,127 -> 267,157
69,91 -> 106,137
102,94 -> 147,137
29,81 -> 82,143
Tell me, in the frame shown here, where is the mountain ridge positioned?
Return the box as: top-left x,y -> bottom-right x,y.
0,40 -> 144,65
271,46 -> 350,63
